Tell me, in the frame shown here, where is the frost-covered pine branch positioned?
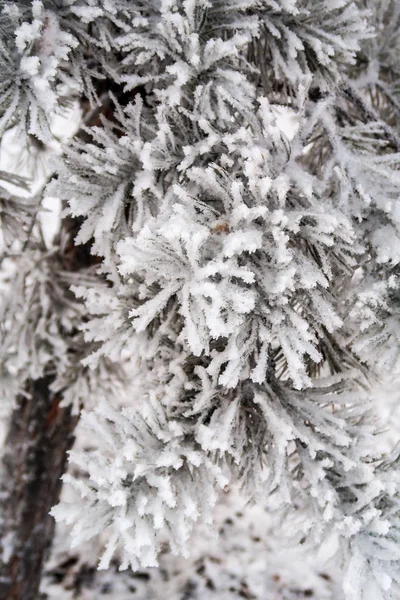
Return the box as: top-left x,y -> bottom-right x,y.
1,1 -> 400,599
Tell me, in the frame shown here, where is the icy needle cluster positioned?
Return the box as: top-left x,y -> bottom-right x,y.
1,1 -> 400,598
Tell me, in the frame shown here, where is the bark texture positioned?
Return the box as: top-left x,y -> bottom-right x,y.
0,377 -> 78,600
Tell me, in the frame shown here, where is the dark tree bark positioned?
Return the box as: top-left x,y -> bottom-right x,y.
0,378 -> 78,600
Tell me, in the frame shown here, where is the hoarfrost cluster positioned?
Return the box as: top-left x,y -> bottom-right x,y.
1,1 -> 400,599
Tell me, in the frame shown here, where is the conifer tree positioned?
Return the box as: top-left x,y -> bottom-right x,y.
1,2 -> 400,599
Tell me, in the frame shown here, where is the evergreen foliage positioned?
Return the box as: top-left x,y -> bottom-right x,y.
1,1 -> 400,598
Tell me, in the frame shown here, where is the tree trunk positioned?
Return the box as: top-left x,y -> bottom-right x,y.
0,377 -> 79,600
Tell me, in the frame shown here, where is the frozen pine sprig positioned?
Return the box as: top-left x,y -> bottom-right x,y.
0,183 -> 36,253
350,0 -> 400,130
334,444 -> 400,600
350,274 -> 400,375
251,0 -> 371,95
50,338 -> 128,415
283,415 -> 400,600
0,0 -> 136,140
116,151 -> 358,390
0,248 -> 85,381
2,1 -> 400,599
0,243 -> 127,413
0,1 -> 78,140
274,385 -> 400,600
48,94 -> 157,266
193,375 -> 371,501
300,97 -> 400,377
54,367 -> 391,585
51,396 -> 228,570
50,3 -> 400,597
117,0 -> 259,109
